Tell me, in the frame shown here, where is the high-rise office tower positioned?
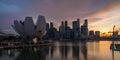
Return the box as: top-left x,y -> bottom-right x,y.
89,30 -> 94,37
84,19 -> 88,27
81,19 -> 88,37
59,21 -> 65,38
59,21 -> 63,31
61,21 -> 64,26
73,21 -> 78,38
65,20 -> 68,30
77,19 -> 80,27
81,25 -> 86,36
49,22 -> 55,39
46,23 -> 49,31
73,21 -> 77,30
95,31 -> 100,37
72,19 -> 80,39
61,21 -> 65,32
77,19 -> 80,36
50,22 -> 54,29
66,27 -> 72,39
64,20 -> 69,38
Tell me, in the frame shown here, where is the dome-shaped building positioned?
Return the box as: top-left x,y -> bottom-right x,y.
12,15 -> 46,42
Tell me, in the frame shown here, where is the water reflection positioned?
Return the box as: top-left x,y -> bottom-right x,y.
81,41 -> 87,60
72,42 -> 79,60
1,41 -> 120,60
0,41 -> 88,60
0,49 -> 3,56
15,48 -> 46,60
49,46 -> 55,58
60,44 -> 70,60
112,50 -> 114,60
7,49 -> 15,57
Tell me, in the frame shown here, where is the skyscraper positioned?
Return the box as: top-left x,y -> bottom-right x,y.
84,19 -> 88,27
46,23 -> 49,31
59,21 -> 65,38
65,20 -> 68,31
49,22 -> 55,39
50,22 -> 54,29
43,23 -> 50,39
59,20 -> 73,39
66,27 -> 72,39
89,30 -> 94,37
95,31 -> 100,38
81,19 -> 88,37
72,19 -> 80,39
77,19 -> 80,36
77,19 -> 80,28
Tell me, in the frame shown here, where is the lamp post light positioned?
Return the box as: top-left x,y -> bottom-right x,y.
112,25 -> 115,44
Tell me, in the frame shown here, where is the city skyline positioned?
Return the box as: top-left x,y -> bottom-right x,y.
0,0 -> 120,36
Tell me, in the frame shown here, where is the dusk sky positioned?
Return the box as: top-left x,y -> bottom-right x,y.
0,0 -> 120,35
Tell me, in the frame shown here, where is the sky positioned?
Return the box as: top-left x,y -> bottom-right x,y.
0,0 -> 120,36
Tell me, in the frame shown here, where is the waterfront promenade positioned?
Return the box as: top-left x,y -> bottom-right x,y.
0,40 -> 53,49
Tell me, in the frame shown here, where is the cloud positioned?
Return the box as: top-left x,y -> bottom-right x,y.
0,2 -> 20,13
95,4 -> 119,15
37,0 -> 120,27
1,0 -> 120,34
86,1 -> 120,19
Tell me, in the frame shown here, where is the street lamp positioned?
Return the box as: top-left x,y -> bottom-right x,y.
112,25 -> 115,44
